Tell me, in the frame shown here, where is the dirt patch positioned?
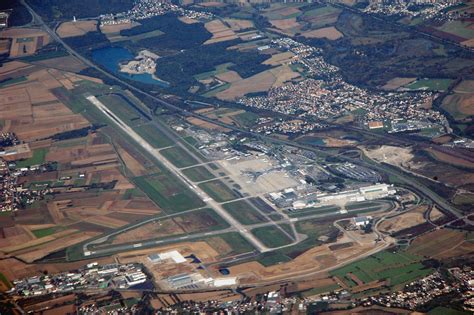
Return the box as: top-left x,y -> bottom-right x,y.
270,18 -> 301,31
57,20 -> 98,38
378,205 -> 428,234
263,52 -> 295,66
408,229 -> 473,260
204,20 -> 238,44
186,117 -> 231,132
216,70 -> 276,100
426,148 -> 474,169
302,27 -> 343,40
215,71 -> 242,83
223,18 -> 254,31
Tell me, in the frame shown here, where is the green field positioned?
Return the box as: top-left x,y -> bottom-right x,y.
303,284 -> 341,297
202,83 -> 231,97
428,307 -> 471,315
252,225 -> 293,248
346,201 -> 381,210
223,200 -> 268,225
160,146 -> 199,168
32,227 -> 58,238
0,272 -> 11,289
15,148 -> 48,168
199,179 -> 240,202
0,76 -> 27,88
134,172 -> 205,213
97,94 -> 145,127
209,232 -> 255,255
257,251 -> 292,266
182,165 -> 216,182
330,251 -> 432,288
287,205 -> 341,217
436,20 -> 474,40
135,123 -> 174,148
405,78 -> 454,91
231,111 -> 259,127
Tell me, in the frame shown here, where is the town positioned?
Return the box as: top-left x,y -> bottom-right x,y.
238,37 -> 449,136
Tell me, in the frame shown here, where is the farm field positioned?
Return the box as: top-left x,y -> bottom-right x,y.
330,251 -> 431,289
252,226 -> 293,248
205,232 -> 255,257
223,200 -> 268,225
57,20 -> 98,38
160,146 -> 199,168
134,172 -> 205,213
302,26 -> 343,40
182,165 -> 216,182
198,179 -> 240,203
404,78 -> 454,91
135,123 -> 174,149
441,80 -> 474,121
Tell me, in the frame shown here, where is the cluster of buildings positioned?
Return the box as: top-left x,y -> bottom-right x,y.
269,183 -> 395,210
363,0 -> 459,20
119,49 -> 159,76
100,0 -> 213,26
8,263 -> 148,297
329,162 -> 382,182
252,118 -> 326,135
238,37 -> 448,135
0,158 -> 55,212
148,250 -> 237,290
364,267 -> 473,312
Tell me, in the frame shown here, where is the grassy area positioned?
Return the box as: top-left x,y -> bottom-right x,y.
122,188 -> 146,199
135,123 -> 174,148
19,50 -> 69,62
182,165 -> 215,182
257,251 -> 292,266
0,76 -> 27,88
202,83 -> 231,97
436,20 -> 474,40
208,232 -> 255,255
160,146 -> 199,168
405,78 -> 454,91
231,111 -> 259,127
0,272 -> 11,290
346,201 -> 381,210
287,205 -> 341,217
97,94 -> 143,127
303,284 -> 341,296
199,179 -> 240,202
134,172 -> 205,213
15,148 -> 48,168
223,200 -> 268,225
252,225 -> 293,248
330,251 -> 432,288
32,227 -> 58,238
428,307 -> 471,315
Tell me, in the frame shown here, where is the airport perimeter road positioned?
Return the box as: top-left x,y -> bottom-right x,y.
85,95 -> 270,253
22,0 -> 463,223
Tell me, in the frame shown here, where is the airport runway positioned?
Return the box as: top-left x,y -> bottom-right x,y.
86,95 -> 270,253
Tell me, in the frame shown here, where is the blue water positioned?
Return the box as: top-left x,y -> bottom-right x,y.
91,46 -> 169,87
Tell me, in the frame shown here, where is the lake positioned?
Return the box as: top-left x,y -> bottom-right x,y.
91,46 -> 169,87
